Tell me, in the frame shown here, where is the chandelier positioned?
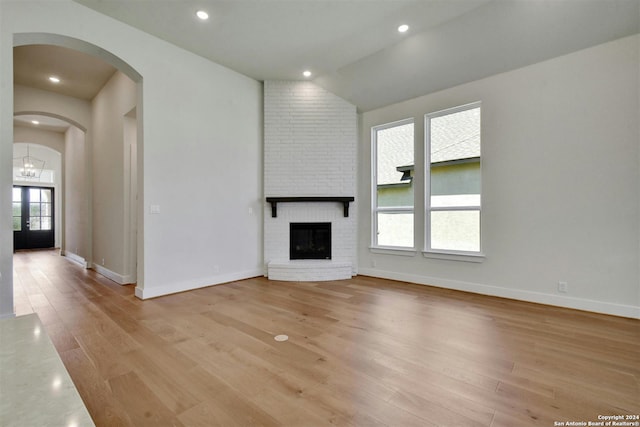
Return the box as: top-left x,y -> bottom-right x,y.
15,145 -> 45,179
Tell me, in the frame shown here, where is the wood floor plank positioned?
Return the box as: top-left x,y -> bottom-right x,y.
44,321 -> 81,353
178,398 -> 278,427
59,347 -> 131,426
123,347 -> 203,414
12,249 -> 640,426
74,332 -> 135,380
174,338 -> 274,399
108,371 -> 184,426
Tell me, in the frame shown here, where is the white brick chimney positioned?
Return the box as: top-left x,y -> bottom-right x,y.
263,81 -> 357,280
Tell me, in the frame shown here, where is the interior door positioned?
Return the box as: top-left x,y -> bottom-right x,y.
13,186 -> 55,250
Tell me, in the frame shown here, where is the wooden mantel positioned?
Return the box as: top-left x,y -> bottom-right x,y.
265,196 -> 355,218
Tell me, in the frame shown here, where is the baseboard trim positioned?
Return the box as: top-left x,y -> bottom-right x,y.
62,251 -> 88,269
135,269 -> 264,300
357,268 -> 640,319
92,264 -> 134,285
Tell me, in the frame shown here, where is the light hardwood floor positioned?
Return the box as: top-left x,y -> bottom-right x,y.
12,249 -> 640,426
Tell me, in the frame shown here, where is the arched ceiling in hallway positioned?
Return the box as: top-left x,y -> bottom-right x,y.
14,114 -> 71,134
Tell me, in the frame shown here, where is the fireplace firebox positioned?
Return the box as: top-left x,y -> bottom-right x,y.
290,222 -> 331,260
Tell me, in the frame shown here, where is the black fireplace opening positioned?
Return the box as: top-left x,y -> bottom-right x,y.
290,222 -> 331,260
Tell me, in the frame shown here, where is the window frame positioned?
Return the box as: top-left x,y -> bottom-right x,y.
371,118 -> 415,250
424,102 -> 484,260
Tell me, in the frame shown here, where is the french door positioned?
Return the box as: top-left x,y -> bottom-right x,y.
13,186 -> 55,250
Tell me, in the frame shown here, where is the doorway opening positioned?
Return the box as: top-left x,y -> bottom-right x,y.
13,186 -> 55,250
11,36 -> 142,287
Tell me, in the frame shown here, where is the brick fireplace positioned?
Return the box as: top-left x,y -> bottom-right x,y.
263,81 -> 357,281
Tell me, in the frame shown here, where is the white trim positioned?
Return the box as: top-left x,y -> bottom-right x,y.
375,206 -> 414,212
369,246 -> 417,257
425,101 -> 482,120
357,268 -> 640,319
371,118 -> 415,249
134,269 -> 263,300
92,264 -> 134,285
62,251 -> 88,269
0,312 -> 17,319
430,205 -> 481,212
422,250 -> 485,263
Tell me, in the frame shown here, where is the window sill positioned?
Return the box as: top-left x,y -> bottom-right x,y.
422,250 -> 485,263
369,246 -> 417,257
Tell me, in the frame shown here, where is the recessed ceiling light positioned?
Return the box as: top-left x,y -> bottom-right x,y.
302,70 -> 312,78
31,120 -> 39,125
196,10 -> 209,20
48,76 -> 60,83
398,24 -> 409,33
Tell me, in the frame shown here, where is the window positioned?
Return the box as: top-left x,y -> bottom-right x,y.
13,168 -> 55,184
12,187 -> 21,231
28,188 -> 53,231
426,103 -> 481,254
372,119 -> 414,248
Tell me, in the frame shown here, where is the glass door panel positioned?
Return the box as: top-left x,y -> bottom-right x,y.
12,188 -> 22,231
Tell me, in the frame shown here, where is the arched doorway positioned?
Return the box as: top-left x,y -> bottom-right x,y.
13,113 -> 86,260
12,141 -> 62,250
7,34 -> 143,315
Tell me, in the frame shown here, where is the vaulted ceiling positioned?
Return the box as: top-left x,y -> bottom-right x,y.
72,0 -> 640,111
14,0 -> 640,113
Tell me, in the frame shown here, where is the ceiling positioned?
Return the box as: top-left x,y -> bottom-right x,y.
12,0 -> 640,114
13,44 -> 116,133
14,44 -> 117,101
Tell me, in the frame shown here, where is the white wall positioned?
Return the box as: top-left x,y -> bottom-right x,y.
0,0 -> 263,315
136,36 -> 263,299
123,111 -> 137,283
359,35 -> 640,318
91,71 -> 135,281
64,125 -> 87,264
